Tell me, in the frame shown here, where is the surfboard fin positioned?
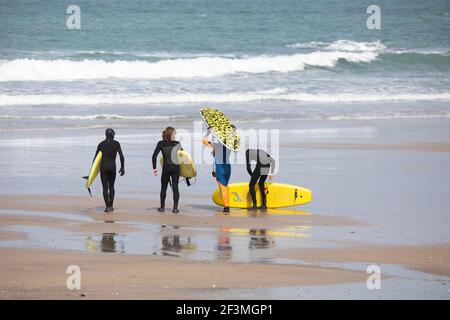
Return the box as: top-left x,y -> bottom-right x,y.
87,188 -> 92,197
82,176 -> 88,180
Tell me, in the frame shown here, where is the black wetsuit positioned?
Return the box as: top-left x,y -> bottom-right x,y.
246,149 -> 275,208
94,139 -> 124,209
152,140 -> 182,209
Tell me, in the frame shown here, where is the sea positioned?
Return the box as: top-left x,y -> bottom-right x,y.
0,0 -> 449,131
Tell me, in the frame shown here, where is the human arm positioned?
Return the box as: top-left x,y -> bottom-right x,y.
152,141 -> 162,175
93,143 -> 101,163
202,136 -> 213,149
202,129 -> 214,149
245,149 -> 253,176
268,153 -> 276,177
117,142 -> 125,176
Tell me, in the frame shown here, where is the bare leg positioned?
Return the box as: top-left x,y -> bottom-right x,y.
217,180 -> 230,208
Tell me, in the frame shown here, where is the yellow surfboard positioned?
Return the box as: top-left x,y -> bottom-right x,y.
212,182 -> 312,208
85,151 -> 102,194
160,150 -> 197,178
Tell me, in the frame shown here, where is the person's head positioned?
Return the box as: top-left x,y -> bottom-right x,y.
162,126 -> 176,141
105,128 -> 115,140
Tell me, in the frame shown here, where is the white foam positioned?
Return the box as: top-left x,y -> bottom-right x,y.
287,40 -> 450,56
326,113 -> 450,120
287,40 -> 386,52
326,40 -> 386,52
244,112 -> 450,123
1,91 -> 450,106
0,51 -> 378,81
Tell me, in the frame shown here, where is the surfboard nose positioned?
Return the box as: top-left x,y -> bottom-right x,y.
296,187 -> 312,205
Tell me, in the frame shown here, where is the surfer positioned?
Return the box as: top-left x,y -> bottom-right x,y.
94,128 -> 125,212
152,127 -> 183,213
202,131 -> 232,213
246,149 -> 275,211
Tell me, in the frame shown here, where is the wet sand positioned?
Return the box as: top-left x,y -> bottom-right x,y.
284,142 -> 450,153
0,193 -> 374,299
0,194 -> 363,229
279,244 -> 450,278
1,120 -> 449,299
0,247 -> 369,300
0,193 -> 448,299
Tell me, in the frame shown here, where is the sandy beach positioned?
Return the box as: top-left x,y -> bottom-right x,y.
1,118 -> 449,299
0,192 -> 448,299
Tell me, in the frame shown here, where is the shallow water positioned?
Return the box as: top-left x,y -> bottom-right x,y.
0,219 -> 312,263
1,118 -> 449,247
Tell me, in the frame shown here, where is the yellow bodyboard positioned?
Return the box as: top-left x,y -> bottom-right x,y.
212,182 -> 312,208
160,150 -> 197,178
86,151 -> 102,189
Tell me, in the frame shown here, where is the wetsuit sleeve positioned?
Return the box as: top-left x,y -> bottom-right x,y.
268,153 -> 276,175
246,149 -> 253,176
152,141 -> 162,169
93,143 -> 101,163
117,142 -> 125,171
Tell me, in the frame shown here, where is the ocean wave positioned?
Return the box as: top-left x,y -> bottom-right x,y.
1,113 -> 449,130
1,91 -> 450,106
0,51 -> 378,81
287,40 -> 450,57
325,113 -> 450,121
74,50 -> 240,59
240,112 -> 450,123
287,40 -> 386,52
0,114 -> 186,120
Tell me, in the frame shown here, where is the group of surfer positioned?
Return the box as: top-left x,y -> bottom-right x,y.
93,127 -> 275,213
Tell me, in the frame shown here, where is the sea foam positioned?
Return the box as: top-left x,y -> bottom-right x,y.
0,51 -> 378,81
1,91 -> 450,106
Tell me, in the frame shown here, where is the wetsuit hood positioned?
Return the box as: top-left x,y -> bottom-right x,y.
105,128 -> 115,140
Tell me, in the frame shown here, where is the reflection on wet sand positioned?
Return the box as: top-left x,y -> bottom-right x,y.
222,227 -> 310,238
160,225 -> 196,256
215,225 -> 311,261
83,223 -> 310,261
101,233 -> 116,253
248,229 -> 275,249
86,233 -> 125,253
216,208 -> 311,217
217,234 -> 232,261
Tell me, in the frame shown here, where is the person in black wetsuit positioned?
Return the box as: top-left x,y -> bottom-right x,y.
152,127 -> 183,213
94,128 -> 125,212
246,149 -> 276,211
